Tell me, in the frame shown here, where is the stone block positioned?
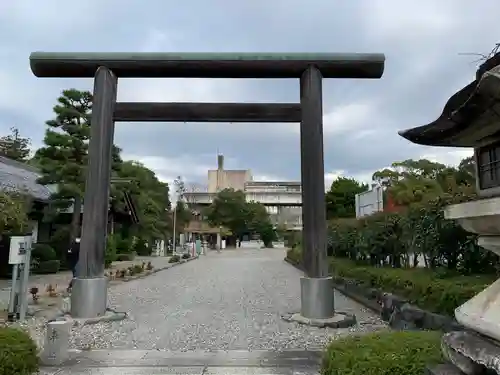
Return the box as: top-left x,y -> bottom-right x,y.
41,320 -> 71,366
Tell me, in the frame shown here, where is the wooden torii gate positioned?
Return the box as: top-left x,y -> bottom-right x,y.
30,52 -> 385,320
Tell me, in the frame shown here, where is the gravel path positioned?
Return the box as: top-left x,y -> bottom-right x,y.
70,248 -> 387,351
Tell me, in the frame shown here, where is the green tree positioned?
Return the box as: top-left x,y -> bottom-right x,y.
246,201 -> 275,247
34,89 -> 92,242
205,188 -> 248,238
114,160 -> 171,242
0,192 -> 30,235
0,127 -> 31,162
372,158 -> 476,208
325,177 -> 367,219
206,189 -> 275,246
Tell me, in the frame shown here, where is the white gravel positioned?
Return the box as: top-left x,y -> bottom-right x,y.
62,248 -> 387,351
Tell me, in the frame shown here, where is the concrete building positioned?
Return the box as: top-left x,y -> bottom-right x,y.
184,155 -> 302,240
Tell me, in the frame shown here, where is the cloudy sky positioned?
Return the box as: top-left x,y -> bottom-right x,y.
0,1 -> 497,189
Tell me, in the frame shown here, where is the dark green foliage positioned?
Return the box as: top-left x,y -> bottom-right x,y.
325,177 -> 367,219
169,254 -> 180,263
181,253 -> 190,259
0,127 -> 31,162
328,196 -> 498,275
0,327 -> 39,375
205,189 -> 275,245
0,192 -> 30,235
330,257 -> 490,316
105,234 -> 117,268
133,238 -> 151,256
132,264 -> 143,274
31,243 -> 56,261
33,260 -> 60,274
286,246 -> 302,264
116,253 -> 135,261
34,89 -> 92,242
321,331 -> 442,375
115,161 -> 171,242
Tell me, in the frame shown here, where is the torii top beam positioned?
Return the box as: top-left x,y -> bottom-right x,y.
29,52 -> 385,79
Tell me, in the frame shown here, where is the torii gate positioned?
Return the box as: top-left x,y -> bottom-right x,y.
30,52 -> 385,321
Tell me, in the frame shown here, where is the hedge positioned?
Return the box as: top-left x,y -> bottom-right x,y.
331,257 -> 491,316
321,330 -> 442,375
33,259 -> 60,274
0,327 -> 39,375
31,243 -> 56,262
327,196 -> 499,276
116,253 -> 135,261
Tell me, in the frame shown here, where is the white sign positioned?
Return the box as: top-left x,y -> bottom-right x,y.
9,236 -> 32,265
355,186 -> 384,219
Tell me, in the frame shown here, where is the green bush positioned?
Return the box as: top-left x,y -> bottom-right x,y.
331,257 -> 490,315
0,326 -> 39,375
116,253 -> 135,262
31,243 -> 56,261
132,264 -> 143,274
169,254 -> 180,263
33,259 -> 60,274
327,197 -> 499,275
322,330 -> 442,375
181,253 -> 190,259
116,236 -> 134,254
105,235 -> 118,268
286,246 -> 302,264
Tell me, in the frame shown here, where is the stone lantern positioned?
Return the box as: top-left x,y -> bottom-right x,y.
399,53 -> 500,375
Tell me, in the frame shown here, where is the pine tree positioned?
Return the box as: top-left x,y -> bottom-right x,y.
35,89 -> 92,242
0,127 -> 31,161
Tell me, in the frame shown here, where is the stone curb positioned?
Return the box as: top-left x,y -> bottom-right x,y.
284,257 -> 462,332
116,255 -> 199,283
281,311 -> 356,328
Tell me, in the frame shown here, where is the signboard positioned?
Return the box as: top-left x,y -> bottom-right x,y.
9,236 -> 32,265
355,186 -> 384,218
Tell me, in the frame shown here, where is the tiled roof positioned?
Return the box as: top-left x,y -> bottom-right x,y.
0,156 -> 53,201
398,52 -> 500,147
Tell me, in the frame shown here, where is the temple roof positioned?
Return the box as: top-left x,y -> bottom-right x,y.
0,156 -> 54,201
398,53 -> 500,148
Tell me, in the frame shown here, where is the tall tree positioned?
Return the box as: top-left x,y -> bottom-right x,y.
35,89 -> 92,242
205,189 -> 274,245
172,176 -> 191,235
205,188 -> 249,238
0,127 -> 31,161
372,158 -> 475,208
325,177 -> 367,219
114,160 -> 171,241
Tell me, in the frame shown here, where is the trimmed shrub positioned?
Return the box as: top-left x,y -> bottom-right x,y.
169,254 -> 180,263
31,243 -> 56,261
0,326 -> 39,375
33,259 -> 60,274
286,245 -> 302,265
322,330 -> 442,375
132,264 -> 143,274
105,235 -> 118,269
181,253 -> 190,259
116,253 -> 135,262
331,257 -> 490,316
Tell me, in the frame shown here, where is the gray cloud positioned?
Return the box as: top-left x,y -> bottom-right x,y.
0,0 -> 495,188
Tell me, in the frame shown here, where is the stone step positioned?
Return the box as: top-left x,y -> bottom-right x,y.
40,349 -> 321,375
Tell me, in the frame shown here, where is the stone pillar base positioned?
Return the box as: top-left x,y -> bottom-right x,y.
70,277 -> 108,318
300,276 -> 334,319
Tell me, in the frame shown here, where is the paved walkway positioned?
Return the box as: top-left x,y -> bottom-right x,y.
42,248 -> 387,374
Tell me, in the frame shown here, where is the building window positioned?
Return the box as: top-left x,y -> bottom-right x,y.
477,141 -> 500,190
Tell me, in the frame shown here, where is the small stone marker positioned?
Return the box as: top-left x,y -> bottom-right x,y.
41,320 -> 71,366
